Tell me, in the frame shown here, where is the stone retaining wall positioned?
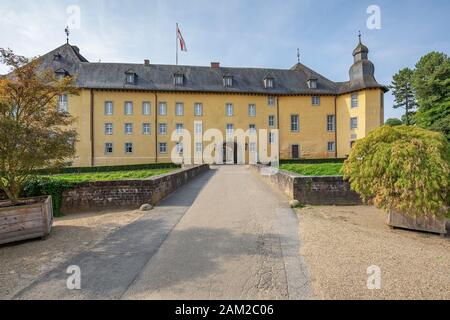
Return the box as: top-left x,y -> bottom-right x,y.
250,165 -> 361,205
60,164 -> 209,214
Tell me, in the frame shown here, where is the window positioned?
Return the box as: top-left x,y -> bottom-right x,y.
105,143 -> 113,154
226,124 -> 234,135
176,123 -> 184,134
159,123 -> 167,135
291,115 -> 299,132
105,101 -> 113,115
195,122 -> 203,135
351,94 -> 359,108
350,141 -> 356,148
350,117 -> 358,130
125,142 -> 133,154
159,102 -> 167,116
159,143 -> 167,154
194,103 -> 203,116
248,104 -> 256,117
226,103 -> 234,117
292,145 -> 300,159
312,96 -> 320,106
124,102 -> 133,115
105,123 -> 113,135
327,141 -> 336,152
58,95 -> 68,112
126,73 -> 135,84
223,76 -> 233,87
268,115 -> 275,128
175,103 -> 184,116
125,123 -> 133,134
195,142 -> 203,154
268,96 -> 275,106
174,74 -> 184,85
249,124 -> 256,134
249,142 -> 257,153
264,77 -> 274,88
269,132 -> 276,144
142,102 -> 151,115
307,79 -> 317,89
142,123 -> 151,135
327,115 -> 336,132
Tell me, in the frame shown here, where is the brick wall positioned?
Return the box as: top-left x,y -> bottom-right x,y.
250,165 -> 361,205
60,164 -> 209,214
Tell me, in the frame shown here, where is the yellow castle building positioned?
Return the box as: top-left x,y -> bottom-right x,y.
38,37 -> 387,167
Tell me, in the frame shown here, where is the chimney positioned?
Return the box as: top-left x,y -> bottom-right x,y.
211,62 -> 220,69
144,59 -> 150,66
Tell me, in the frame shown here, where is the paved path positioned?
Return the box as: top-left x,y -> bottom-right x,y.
14,166 -> 310,300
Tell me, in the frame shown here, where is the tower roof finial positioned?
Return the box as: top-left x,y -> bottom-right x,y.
65,26 -> 70,44
297,48 -> 300,63
358,30 -> 362,43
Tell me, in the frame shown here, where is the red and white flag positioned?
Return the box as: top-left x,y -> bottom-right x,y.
177,25 -> 187,52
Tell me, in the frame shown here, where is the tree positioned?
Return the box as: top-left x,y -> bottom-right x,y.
0,48 -> 79,204
385,118 -> 402,126
412,52 -> 450,139
343,126 -> 449,218
389,68 -> 417,125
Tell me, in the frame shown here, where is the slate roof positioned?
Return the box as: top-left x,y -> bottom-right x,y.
25,43 -> 389,95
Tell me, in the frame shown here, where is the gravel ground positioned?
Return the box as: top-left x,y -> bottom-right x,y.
296,206 -> 450,300
0,210 -> 145,299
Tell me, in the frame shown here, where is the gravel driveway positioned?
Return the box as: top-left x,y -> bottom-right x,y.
297,206 -> 450,300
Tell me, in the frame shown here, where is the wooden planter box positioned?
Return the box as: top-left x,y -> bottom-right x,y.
0,196 -> 53,245
387,210 -> 447,236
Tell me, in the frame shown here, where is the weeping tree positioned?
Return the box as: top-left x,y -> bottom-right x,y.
343,126 -> 449,218
0,48 -> 79,204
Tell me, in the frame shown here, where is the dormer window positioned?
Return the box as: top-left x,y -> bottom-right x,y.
307,79 -> 318,89
264,77 -> 274,88
174,73 -> 184,86
125,70 -> 136,84
55,68 -> 69,80
223,76 -> 233,87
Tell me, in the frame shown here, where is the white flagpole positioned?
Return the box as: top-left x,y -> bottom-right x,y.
176,23 -> 179,65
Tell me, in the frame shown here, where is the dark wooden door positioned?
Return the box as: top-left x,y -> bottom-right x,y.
292,145 -> 299,159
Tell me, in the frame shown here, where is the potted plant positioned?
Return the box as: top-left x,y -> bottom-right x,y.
343,125 -> 449,236
0,48 -> 78,244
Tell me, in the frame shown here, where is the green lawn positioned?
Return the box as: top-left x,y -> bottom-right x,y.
280,163 -> 343,176
43,168 -> 176,183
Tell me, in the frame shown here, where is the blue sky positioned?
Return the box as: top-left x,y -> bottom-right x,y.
1,0 -> 449,120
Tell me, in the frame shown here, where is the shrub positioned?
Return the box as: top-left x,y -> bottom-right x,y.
343,126 -> 449,218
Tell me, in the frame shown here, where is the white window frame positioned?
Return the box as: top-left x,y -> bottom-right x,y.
351,94 -> 359,108
268,96 -> 275,106
327,115 -> 336,132
194,103 -> 203,116
104,101 -> 113,115
312,96 -> 320,106
249,124 -> 256,134
124,101 -> 133,115
195,142 -> 203,154
327,141 -> 336,152
159,143 -> 168,154
105,123 -> 113,135
249,142 -> 257,153
176,123 -> 184,134
195,123 -> 203,135
226,124 -> 234,135
248,104 -> 256,117
105,143 -> 113,155
126,74 -> 135,84
264,78 -> 274,88
142,123 -> 151,135
268,115 -> 275,128
226,103 -> 234,117
350,117 -> 358,130
159,102 -> 167,116
124,123 -> 133,135
142,102 -> 151,115
125,142 -> 133,154
174,74 -> 184,85
175,102 -> 184,116
269,132 -> 276,144
291,115 -> 299,132
159,123 -> 167,135
58,94 -> 68,112
223,76 -> 233,87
